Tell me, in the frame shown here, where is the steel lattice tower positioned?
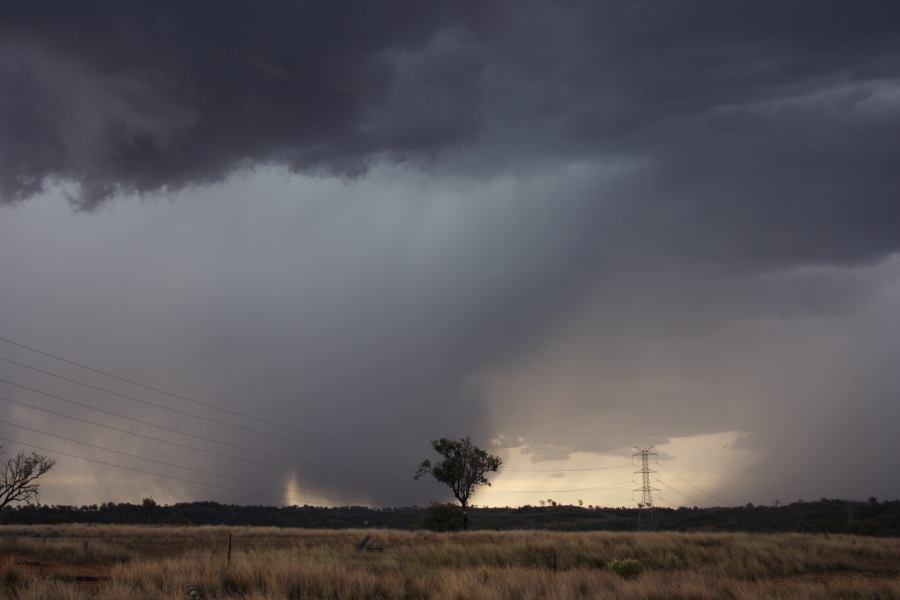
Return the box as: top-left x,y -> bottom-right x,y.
633,445 -> 659,530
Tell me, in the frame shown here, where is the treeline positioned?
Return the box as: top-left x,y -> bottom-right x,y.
1,498 -> 898,536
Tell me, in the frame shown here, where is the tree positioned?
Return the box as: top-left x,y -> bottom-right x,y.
415,437 -> 501,530
0,447 -> 55,511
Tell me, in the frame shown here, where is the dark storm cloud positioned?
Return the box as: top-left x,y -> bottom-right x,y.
2,1 -> 900,229
0,0 -> 490,206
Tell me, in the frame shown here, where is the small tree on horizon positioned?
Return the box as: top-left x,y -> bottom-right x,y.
415,437 -> 501,530
0,446 -> 55,511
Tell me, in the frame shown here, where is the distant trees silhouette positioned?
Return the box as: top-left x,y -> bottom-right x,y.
2,498 -> 900,535
415,437 -> 502,530
422,502 -> 466,531
0,446 -> 55,511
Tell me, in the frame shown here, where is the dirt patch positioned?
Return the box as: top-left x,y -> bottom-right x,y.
3,555 -> 114,584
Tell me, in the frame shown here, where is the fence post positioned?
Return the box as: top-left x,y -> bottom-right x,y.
552,550 -> 557,573
226,532 -> 233,567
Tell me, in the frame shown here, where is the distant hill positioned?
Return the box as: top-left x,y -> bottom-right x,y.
2,499 -> 898,536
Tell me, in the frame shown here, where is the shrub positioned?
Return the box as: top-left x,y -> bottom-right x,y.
422,502 -> 466,532
607,559 -> 644,579
2,567 -> 21,593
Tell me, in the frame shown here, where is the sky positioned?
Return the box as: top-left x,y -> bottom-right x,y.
0,1 -> 899,509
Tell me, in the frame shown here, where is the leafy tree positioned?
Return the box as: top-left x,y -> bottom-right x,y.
0,447 -> 55,511
415,437 -> 501,530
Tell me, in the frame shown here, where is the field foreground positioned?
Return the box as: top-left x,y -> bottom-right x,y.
0,525 -> 898,599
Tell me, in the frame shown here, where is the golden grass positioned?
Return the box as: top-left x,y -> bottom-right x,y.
0,526 -> 898,599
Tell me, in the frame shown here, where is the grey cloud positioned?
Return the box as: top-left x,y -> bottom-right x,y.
2,161 -> 899,506
1,1 -> 899,507
2,1 -> 900,223
0,1 -> 489,207
0,170 -> 634,506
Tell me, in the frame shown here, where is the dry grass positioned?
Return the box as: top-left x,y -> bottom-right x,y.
0,525 -> 898,599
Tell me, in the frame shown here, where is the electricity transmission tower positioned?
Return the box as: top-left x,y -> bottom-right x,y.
633,445 -> 659,530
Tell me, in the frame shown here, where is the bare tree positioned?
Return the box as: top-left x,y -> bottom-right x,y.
0,447 -> 55,511
415,437 -> 501,530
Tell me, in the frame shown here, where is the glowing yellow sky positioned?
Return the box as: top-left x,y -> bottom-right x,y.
474,431 -> 759,509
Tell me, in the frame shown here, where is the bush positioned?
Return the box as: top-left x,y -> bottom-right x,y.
607,559 -> 644,579
422,502 -> 465,532
2,567 -> 21,593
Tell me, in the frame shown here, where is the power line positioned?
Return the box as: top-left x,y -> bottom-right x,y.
482,481 -> 633,494
0,353 -> 406,462
659,481 -> 708,508
0,334 -> 287,423
0,354 -> 277,435
0,371 -> 654,500
656,479 -> 711,508
0,391 -> 412,487
657,463 -> 728,505
504,463 -> 632,472
0,418 -> 242,483
0,393 -> 276,469
605,498 -> 638,507
0,333 -> 691,506
656,479 -> 710,507
0,433 -> 340,506
0,377 -> 305,464
0,334 -> 408,458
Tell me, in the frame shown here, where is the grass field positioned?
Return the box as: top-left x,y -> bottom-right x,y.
0,525 -> 898,599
